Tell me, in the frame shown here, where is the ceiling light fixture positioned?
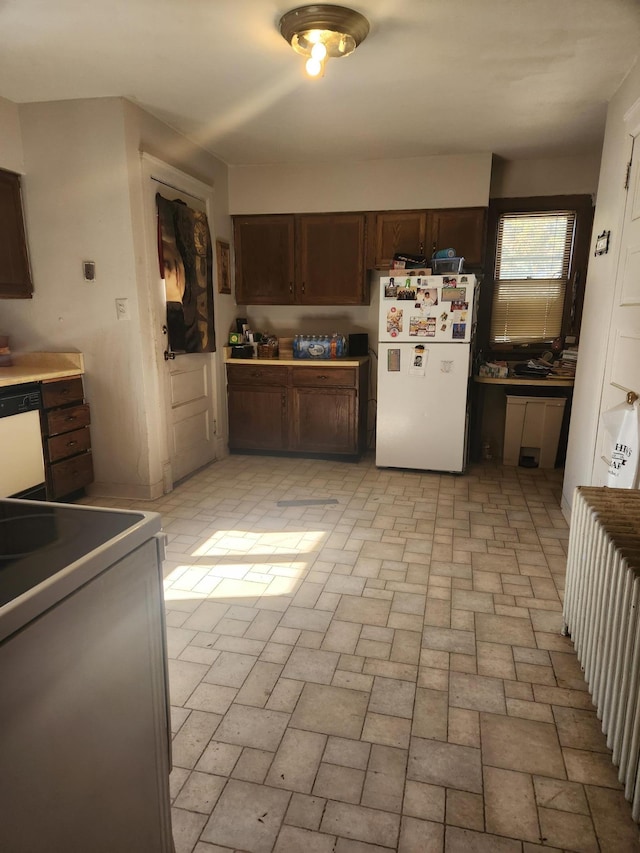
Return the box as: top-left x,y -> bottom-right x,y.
279,4 -> 370,79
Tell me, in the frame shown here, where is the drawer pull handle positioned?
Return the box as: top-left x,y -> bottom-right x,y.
65,415 -> 77,422
317,375 -> 328,380
66,440 -> 78,447
61,388 -> 70,394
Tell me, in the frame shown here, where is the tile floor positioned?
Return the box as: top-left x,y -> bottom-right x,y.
84,453 -> 640,852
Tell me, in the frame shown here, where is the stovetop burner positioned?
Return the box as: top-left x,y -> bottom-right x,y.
0,514 -> 69,559
0,500 -> 145,608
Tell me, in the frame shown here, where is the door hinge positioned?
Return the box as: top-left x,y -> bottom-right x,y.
624,159 -> 632,190
213,418 -> 217,435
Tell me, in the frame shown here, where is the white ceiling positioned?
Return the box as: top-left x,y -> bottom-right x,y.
1,0 -> 639,166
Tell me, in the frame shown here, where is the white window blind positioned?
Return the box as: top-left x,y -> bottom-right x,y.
491,211 -> 576,344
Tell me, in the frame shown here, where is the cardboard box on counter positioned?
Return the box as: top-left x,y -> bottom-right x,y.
478,362 -> 509,379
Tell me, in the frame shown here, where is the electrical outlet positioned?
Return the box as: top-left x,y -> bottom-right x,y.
115,298 -> 129,320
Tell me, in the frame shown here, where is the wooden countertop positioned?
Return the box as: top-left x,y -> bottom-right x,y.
0,352 -> 84,388
224,353 -> 369,368
474,375 -> 574,387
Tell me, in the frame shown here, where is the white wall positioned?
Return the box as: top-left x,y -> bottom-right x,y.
0,96 -> 232,499
490,153 -> 601,199
2,98 -> 151,495
0,96 -> 24,174
229,153 -> 492,214
562,60 -> 640,515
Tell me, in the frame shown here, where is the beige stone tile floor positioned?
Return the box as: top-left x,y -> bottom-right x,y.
82,453 -> 640,852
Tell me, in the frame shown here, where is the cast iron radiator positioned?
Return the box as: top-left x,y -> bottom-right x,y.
563,486 -> 640,820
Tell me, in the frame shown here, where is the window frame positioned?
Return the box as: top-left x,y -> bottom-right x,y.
477,195 -> 594,360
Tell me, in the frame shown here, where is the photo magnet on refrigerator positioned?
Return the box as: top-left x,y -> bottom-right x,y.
387,307 -> 403,336
441,287 -> 466,302
384,279 -> 398,298
415,288 -> 438,310
387,348 -> 401,371
409,345 -> 427,376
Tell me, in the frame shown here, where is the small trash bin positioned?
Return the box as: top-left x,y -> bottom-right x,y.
503,396 -> 566,468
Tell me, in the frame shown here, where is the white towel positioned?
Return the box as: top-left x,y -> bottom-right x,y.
602,399 -> 640,488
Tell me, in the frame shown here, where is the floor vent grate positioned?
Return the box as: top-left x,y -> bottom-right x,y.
276,498 -> 338,507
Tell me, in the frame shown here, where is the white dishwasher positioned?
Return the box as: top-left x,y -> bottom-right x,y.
0,384 -> 46,499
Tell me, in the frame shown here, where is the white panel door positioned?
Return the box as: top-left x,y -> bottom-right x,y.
143,157 -> 217,488
594,120 -> 640,486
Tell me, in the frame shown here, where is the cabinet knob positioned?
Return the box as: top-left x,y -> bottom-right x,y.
289,282 -> 293,295
317,375 -> 328,381
67,440 -> 78,447
65,415 -> 77,422
302,281 -> 306,294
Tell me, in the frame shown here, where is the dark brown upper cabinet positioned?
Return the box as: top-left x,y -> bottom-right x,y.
427,207 -> 487,268
373,211 -> 427,269
233,213 -> 368,305
234,215 -> 295,305
371,207 -> 487,270
297,213 -> 366,305
0,169 -> 33,299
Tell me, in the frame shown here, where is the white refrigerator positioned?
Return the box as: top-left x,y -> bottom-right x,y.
375,272 -> 477,473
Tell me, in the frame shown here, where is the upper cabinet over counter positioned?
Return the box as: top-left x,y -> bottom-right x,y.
233,207 -> 487,306
234,213 -> 366,306
371,208 -> 487,270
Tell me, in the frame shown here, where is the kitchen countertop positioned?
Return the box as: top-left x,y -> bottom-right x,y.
0,352 -> 84,388
474,375 -> 574,387
224,352 -> 369,367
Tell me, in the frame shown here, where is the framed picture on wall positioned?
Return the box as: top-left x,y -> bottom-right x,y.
216,239 -> 231,294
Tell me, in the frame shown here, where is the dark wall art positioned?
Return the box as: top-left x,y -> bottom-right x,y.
156,193 -> 216,354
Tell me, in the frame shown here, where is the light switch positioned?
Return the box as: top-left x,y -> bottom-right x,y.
115,298 -> 129,320
83,261 -> 96,281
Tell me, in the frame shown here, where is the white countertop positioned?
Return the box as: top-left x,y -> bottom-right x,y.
0,352 -> 84,388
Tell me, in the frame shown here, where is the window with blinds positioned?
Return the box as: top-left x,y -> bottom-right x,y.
490,211 -> 576,344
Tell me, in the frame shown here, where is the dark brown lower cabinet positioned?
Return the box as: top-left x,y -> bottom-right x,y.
228,385 -> 287,451
42,376 -> 94,499
227,361 -> 368,457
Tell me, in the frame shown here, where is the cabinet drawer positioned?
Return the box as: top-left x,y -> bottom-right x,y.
42,377 -> 84,408
292,367 -> 356,388
49,452 -> 94,499
47,427 -> 91,463
46,403 -> 91,436
227,364 -> 288,386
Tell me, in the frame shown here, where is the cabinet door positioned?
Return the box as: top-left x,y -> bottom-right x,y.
374,211 -> 427,269
0,170 -> 33,299
298,214 -> 367,305
427,208 -> 487,268
234,215 -> 295,304
227,385 -> 287,451
290,387 -> 357,454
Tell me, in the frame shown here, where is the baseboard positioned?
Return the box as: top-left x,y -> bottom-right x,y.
87,480 -> 164,501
